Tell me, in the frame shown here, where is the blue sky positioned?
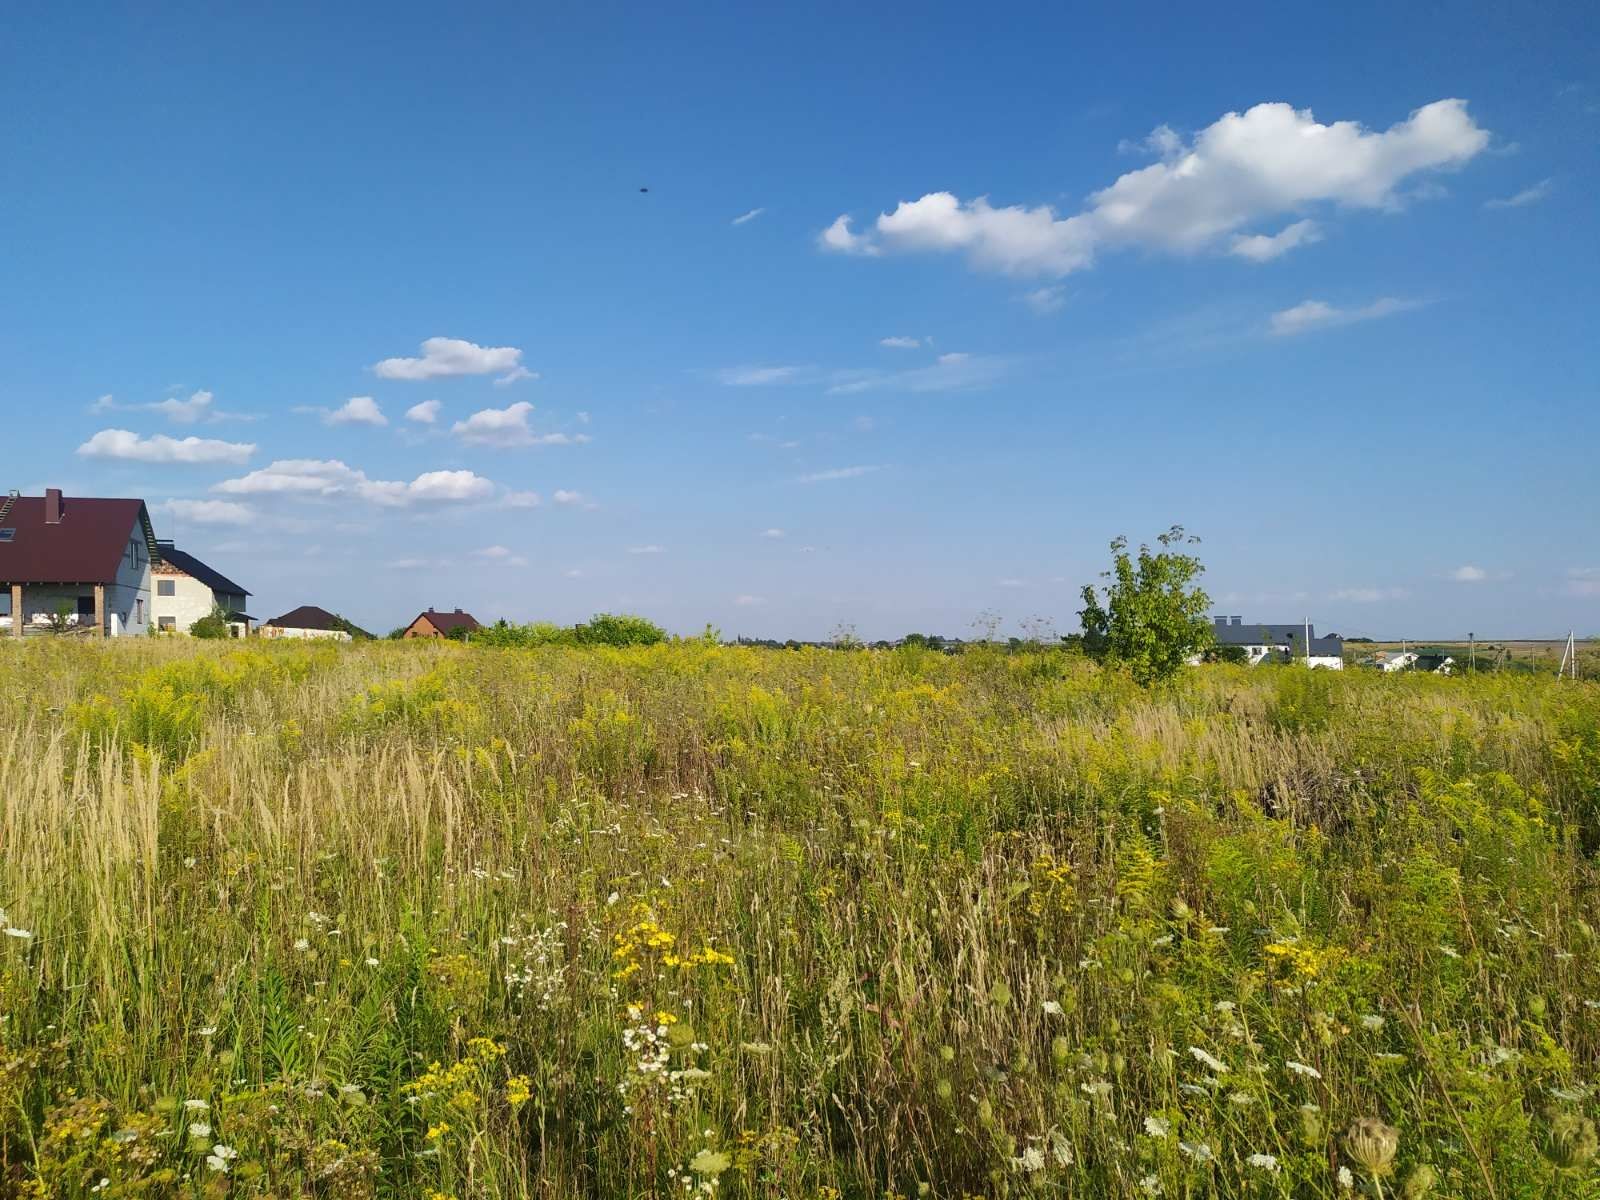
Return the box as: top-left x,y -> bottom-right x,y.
3,2 -> 1597,639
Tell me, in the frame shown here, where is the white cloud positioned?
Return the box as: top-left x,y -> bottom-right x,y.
91,393 -> 116,413
501,489 -> 542,508
1269,296 -> 1420,336
77,428 -> 255,465
372,337 -> 529,383
1565,567 -> 1600,597
563,568 -> 584,579
451,401 -> 587,448
879,336 -> 922,348
159,498 -> 254,526
824,99 -> 1489,276
1021,285 -> 1066,314
826,353 -> 1004,395
405,400 -> 442,424
149,389 -> 218,424
1332,586 -> 1409,603
493,365 -> 536,387
212,458 -> 493,507
324,396 -> 387,427
553,489 -> 586,506
732,207 -> 766,225
627,544 -> 666,555
817,215 -> 880,256
760,528 -> 786,539
385,557 -> 433,570
1229,219 -> 1323,262
716,365 -> 808,386
997,578 -> 1027,589
1485,178 -> 1553,209
733,594 -> 765,606
1447,564 -> 1509,583
796,465 -> 881,483
474,545 -> 529,567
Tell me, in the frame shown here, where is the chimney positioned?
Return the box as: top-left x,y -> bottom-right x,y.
44,488 -> 62,524
428,606 -> 435,613
1231,615 -> 1242,626
454,607 -> 462,614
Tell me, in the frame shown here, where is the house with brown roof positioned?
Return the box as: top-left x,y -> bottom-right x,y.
0,488 -> 158,638
260,605 -> 367,642
402,607 -> 482,639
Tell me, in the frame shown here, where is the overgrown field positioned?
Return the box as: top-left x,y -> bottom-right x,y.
1,641 -> 1598,1198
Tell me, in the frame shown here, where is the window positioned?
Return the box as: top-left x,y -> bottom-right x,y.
0,528 -> 13,542
157,579 -> 176,597
135,599 -> 144,625
158,616 -> 176,630
77,595 -> 95,617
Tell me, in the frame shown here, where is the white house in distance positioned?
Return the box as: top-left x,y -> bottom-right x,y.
259,605 -> 360,641
151,541 -> 253,635
0,488 -> 156,637
1212,616 -> 1345,669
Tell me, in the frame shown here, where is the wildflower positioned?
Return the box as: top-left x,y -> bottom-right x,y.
183,1099 -> 210,1111
1439,944 -> 1460,959
1286,1060 -> 1322,1079
206,1144 -> 238,1173
1012,1146 -> 1046,1173
1138,1173 -> 1163,1196
188,1122 -> 212,1139
365,957 -> 380,967
1042,999 -> 1063,1016
1337,1166 -> 1355,1190
1143,1115 -> 1171,1139
198,1025 -> 218,1038
1247,1153 -> 1280,1173
1188,1046 -> 1227,1074
1178,1140 -> 1214,1163
1049,1129 -> 1073,1166
1343,1117 -> 1400,1179
4,926 -> 33,941
1360,1014 -> 1386,1031
293,938 -> 311,952
1401,1163 -> 1438,1199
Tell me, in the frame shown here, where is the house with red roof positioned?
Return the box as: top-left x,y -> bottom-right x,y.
402,607 -> 482,639
0,488 -> 159,638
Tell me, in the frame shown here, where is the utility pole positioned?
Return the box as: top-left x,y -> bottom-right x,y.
1469,631 -> 1475,675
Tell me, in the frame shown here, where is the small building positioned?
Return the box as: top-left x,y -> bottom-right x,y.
260,605 -> 361,642
1211,615 -> 1345,669
152,541 -> 252,636
402,607 -> 481,639
0,488 -> 157,638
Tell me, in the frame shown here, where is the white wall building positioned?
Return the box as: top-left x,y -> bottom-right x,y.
151,542 -> 251,635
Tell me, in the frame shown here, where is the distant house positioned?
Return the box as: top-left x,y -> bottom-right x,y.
152,541 -> 252,635
1363,649 -> 1455,674
260,605 -> 365,642
402,607 -> 481,639
1211,615 -> 1345,669
0,488 -> 157,638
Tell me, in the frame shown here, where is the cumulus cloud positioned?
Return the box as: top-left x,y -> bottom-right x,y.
760,528 -> 786,539
823,99 -> 1489,276
451,401 -> 589,448
1229,219 -> 1323,262
501,490 -> 542,508
552,489 -> 587,507
372,337 -> 531,384
212,459 -> 494,507
879,336 -> 922,348
732,207 -> 766,225
159,498 -> 254,526
77,428 -> 256,465
817,215 -> 879,256
493,365 -> 536,387
796,465 -> 881,483
91,389 -> 249,424
1269,296 -> 1420,336
405,400 -> 442,424
1448,564 -> 1504,582
1485,178 -> 1553,209
324,396 -> 387,427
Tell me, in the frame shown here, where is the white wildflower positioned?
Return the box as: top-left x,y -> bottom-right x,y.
293,937 -> 311,952
1360,1013 -> 1385,1031
1286,1060 -> 1322,1079
1042,999 -> 1064,1016
183,1099 -> 210,1111
1138,1173 -> 1163,1196
3,927 -> 32,941
187,1122 -> 212,1139
1188,1046 -> 1228,1073
1338,1165 -> 1354,1189
1143,1115 -> 1171,1139
1178,1140 -> 1214,1163
1247,1153 -> 1280,1173
1012,1146 -> 1046,1173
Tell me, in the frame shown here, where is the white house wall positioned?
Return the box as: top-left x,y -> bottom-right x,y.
153,573 -> 217,632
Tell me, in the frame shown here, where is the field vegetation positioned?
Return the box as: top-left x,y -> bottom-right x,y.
1,639 -> 1597,1198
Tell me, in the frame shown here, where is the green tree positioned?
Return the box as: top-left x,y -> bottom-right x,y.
1077,525 -> 1213,685
190,605 -> 232,639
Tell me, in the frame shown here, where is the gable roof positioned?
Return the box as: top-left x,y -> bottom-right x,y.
155,543 -> 251,597
0,492 -> 157,584
413,608 -> 481,634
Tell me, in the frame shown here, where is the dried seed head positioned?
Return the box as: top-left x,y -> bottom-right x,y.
1542,1112 -> 1598,1173
1400,1163 -> 1437,1199
1343,1118 -> 1400,1178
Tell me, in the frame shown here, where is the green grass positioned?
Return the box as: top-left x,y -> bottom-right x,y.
0,638 -> 1597,1198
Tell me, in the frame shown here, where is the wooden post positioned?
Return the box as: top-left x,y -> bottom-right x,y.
93,584 -> 105,639
9,585 -> 19,640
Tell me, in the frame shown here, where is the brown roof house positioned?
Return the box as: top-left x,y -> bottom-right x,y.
260,605 -> 368,642
403,607 -> 481,639
0,488 -> 159,638
152,541 -> 253,635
